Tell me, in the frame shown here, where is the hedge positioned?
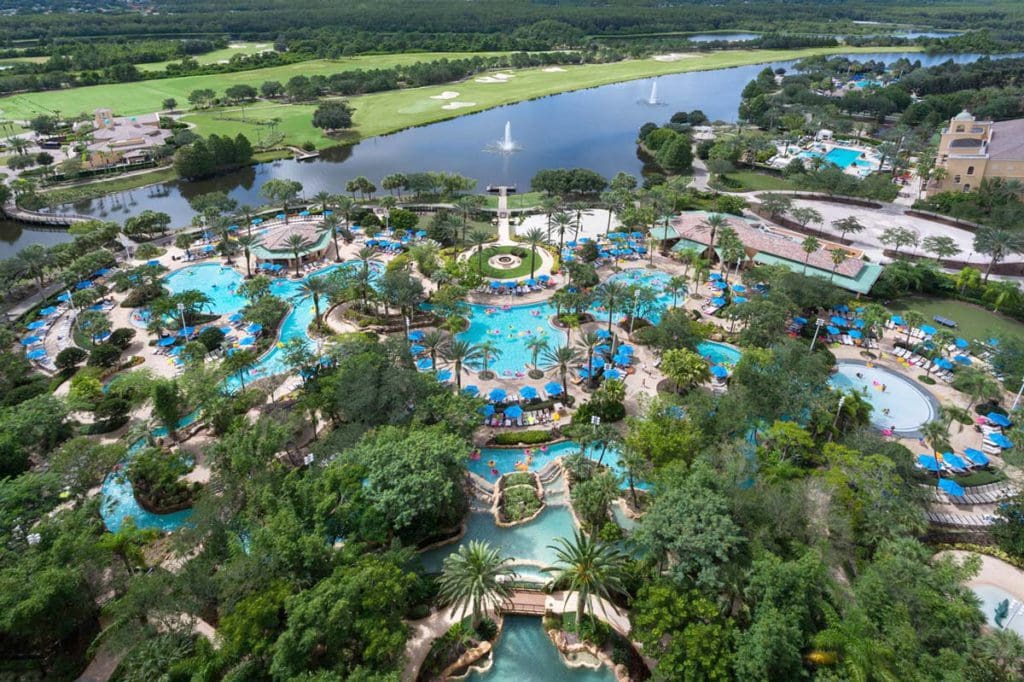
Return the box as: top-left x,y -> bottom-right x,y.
493,429 -> 553,445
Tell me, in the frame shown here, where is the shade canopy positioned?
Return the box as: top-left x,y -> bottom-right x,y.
963,448 -> 990,466
239,335 -> 257,346
934,358 -> 954,370
943,453 -> 968,470
228,313 -> 244,322
711,297 -> 727,306
848,329 -> 862,339
246,323 -> 263,334
26,320 -> 47,330
26,348 -> 47,360
920,324 -> 937,335
604,368 -> 622,380
435,369 -> 452,382
986,412 -> 1011,428
479,404 -> 495,417
410,344 -> 425,355
955,338 -> 969,349
733,296 -> 749,304
416,358 -> 433,370
988,433 -> 1013,448
178,326 -> 196,337
954,354 -> 972,365
793,316 -> 808,325
504,405 -> 524,419
827,325 -> 841,335
938,478 -> 965,497
39,306 -> 58,316
75,281 -> 93,290
916,454 -> 941,472
57,292 -> 72,302
408,330 -> 425,341
544,381 -> 563,396
891,315 -> 904,325
20,336 -> 41,345
519,386 -> 538,400
732,284 -> 746,293
830,316 -> 846,326
595,329 -> 611,338
462,385 -> 479,396
489,388 -> 508,403
157,336 -> 177,347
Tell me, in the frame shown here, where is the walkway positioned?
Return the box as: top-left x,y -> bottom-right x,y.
939,550 -> 1024,604
496,187 -> 512,244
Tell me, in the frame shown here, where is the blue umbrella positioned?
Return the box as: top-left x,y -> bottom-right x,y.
826,325 -> 841,335
934,357 -> 954,370
954,354 -> 972,365
489,281 -> 502,289
733,296 -> 748,304
75,280 -> 93,290
595,344 -> 611,355
228,313 -> 244,322
830,315 -> 846,326
595,329 -> 611,339
525,278 -> 537,287
988,433 -> 1013,448
835,304 -> 849,312
619,345 -> 634,355
26,320 -> 46,330
711,297 -> 727,307
169,346 -> 184,356
604,368 -> 622,380
157,336 -> 177,347
793,316 -> 808,325
246,323 -> 263,334
505,405 -> 524,420
57,292 -> 71,302
276,213 -> 286,220
920,324 -> 937,336
39,306 -> 57,316
853,318 -> 865,328
416,358 -> 433,371
711,280 -> 727,290
409,330 -> 425,341
26,348 -> 47,360
435,369 -> 452,382
410,344 -> 425,355
544,381 -> 563,396
538,275 -> 551,282
709,272 -> 723,280
479,404 -> 495,417
219,327 -> 233,335
252,218 -> 263,225
178,326 -> 196,337
20,336 -> 41,345
260,262 -> 276,271
944,453 -> 969,470
462,385 -> 479,396
578,367 -> 591,379
938,478 -> 965,497
239,335 -> 257,346
891,315 -> 904,325
519,386 -> 538,400
955,338 -> 969,349
613,353 -> 631,366
732,283 -> 746,293
489,388 -> 507,403
963,448 -> 990,466
147,260 -> 161,266
848,329 -> 862,339
711,365 -> 729,378
988,337 -> 1000,347
299,210 -> 310,217
591,356 -> 606,369
917,454 -> 941,471
93,268 -> 111,277
987,412 -> 1011,428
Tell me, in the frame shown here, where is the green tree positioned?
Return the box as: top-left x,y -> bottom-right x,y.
442,339 -> 483,392
438,541 -> 516,629
312,100 -> 354,132
522,226 -> 547,279
661,348 -> 711,393
285,232 -> 309,277
544,530 -> 627,625
260,178 -> 303,222
543,344 -> 581,398
299,275 -> 330,326
800,235 -> 820,273
831,215 -> 865,241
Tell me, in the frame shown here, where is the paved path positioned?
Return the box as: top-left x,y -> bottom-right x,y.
939,551 -> 1024,603
496,188 -> 512,244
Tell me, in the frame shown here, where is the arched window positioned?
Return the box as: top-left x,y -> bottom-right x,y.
966,166 -> 975,175
953,175 -> 961,184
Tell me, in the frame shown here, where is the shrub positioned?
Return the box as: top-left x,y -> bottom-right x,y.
87,343 -> 122,367
55,347 -> 88,371
599,521 -> 624,543
918,375 -> 936,385
134,243 -> 164,259
501,484 -> 542,521
475,617 -> 498,641
122,283 -> 165,307
108,327 -> 136,350
197,326 -> 226,351
503,472 -> 535,487
493,429 -> 553,445
575,399 -> 626,424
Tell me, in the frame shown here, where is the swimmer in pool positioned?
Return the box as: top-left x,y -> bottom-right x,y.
856,372 -> 863,379
882,408 -> 891,416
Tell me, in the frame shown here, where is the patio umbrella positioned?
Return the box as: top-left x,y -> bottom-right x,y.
409,344 -> 425,355
986,412 -> 1012,428
26,320 -> 46,330
613,353 -> 631,366
408,330 -> 425,341
793,316 -> 808,325
578,367 -> 591,379
39,306 -> 57,316
938,478 -> 965,497
519,386 -> 538,400
890,315 -> 904,325
830,315 -> 846,326
525,278 -> 537,287
955,338 -> 969,349
479,404 -> 495,417
26,348 -> 47,360
591,356 -> 605,369
239,335 -> 257,346
988,337 -> 999,346
246,323 -> 263,334
963,448 -> 990,466
544,381 -> 563,396
489,281 -> 502,289
711,297 -> 727,307
299,210 -> 310,217
276,213 -> 286,220
505,405 -> 524,420
835,304 -> 849,312
219,327 -> 233,335
169,346 -> 183,356
228,313 -> 244,322
147,260 -> 161,266
489,388 -> 507,403
565,241 -> 578,248
848,329 -> 862,339
604,368 -> 622,380
733,296 -> 749,304
711,365 -> 729,378
595,344 -> 611,355
157,336 -> 177,347
435,369 -> 453,382
944,453 -> 969,469
826,325 -> 841,335
853,318 -> 865,328
709,273 -> 723,280
619,345 -> 634,355
227,224 -> 239,232
934,358 -> 954,370
252,218 -> 263,225
711,280 -> 727,290
988,433 -> 1013,449
178,326 -> 195,337
261,263 -> 276,271
20,336 -> 41,345
916,454 -> 941,471
920,324 -> 937,336
595,329 -> 610,339
75,280 -> 93,290
462,385 -> 479,396
57,292 -> 71,302
416,358 -> 433,371
954,354 -> 972,365
538,275 -> 551,282
732,284 -> 746,293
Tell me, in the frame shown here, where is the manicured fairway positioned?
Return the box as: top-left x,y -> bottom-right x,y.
888,296 -> 1024,340
139,43 -> 276,72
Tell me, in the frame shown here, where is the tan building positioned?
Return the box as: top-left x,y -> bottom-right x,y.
932,111 -> 1024,193
82,108 -> 172,166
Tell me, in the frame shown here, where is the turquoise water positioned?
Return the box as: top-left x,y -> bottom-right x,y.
468,616 -> 614,681
824,147 -> 864,169
419,504 -> 578,575
829,361 -> 937,434
972,584 -> 1024,637
698,340 -> 742,366
459,302 -> 566,377
469,440 -> 649,491
594,268 -> 676,325
164,263 -> 248,315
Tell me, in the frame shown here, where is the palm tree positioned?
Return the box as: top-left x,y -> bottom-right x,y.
920,419 -> 951,457
443,339 -> 484,391
543,530 -> 628,625
478,340 -> 502,378
438,541 -> 516,629
596,281 -> 628,340
575,330 -> 602,385
285,233 -> 309,277
313,190 -> 333,214
16,244 -> 50,291
550,212 -> 573,253
540,195 -> 562,233
543,344 -> 581,398
323,215 -> 343,262
813,605 -> 899,682
455,195 -> 486,245
523,227 -> 547,279
334,194 -> 355,229
831,216 -> 866,243
974,226 -> 1024,283
801,235 -> 821,274
525,337 -> 549,376
234,234 -> 259,278
697,212 -> 727,261
901,310 -> 926,347
828,248 -> 846,281
952,366 -> 1001,410
469,230 -> 490,275
299,276 -> 330,326
235,204 -> 256,235
666,275 -> 688,307
223,347 -> 259,390
421,330 -> 449,372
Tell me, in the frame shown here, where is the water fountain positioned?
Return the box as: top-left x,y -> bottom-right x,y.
648,80 -> 659,105
488,121 -> 521,153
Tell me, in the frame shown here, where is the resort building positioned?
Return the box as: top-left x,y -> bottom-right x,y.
664,212 -> 884,295
250,221 -> 331,270
932,111 -> 1024,193
79,108 -> 172,168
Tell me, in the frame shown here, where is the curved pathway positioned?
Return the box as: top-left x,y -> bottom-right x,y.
939,550 -> 1024,604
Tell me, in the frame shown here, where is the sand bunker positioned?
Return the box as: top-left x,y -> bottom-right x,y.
442,101 -> 477,110
653,53 -> 699,62
430,91 -> 460,100
475,72 -> 517,84
542,67 -> 567,73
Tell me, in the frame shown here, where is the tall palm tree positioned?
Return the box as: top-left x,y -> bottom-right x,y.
828,248 -> 846,282
543,344 -> 581,398
334,194 -> 355,229
478,340 -> 502,378
438,541 -> 517,629
17,244 -> 50,291
550,212 -> 573,253
323,215 -> 343,262
697,212 -> 727,261
443,339 -> 484,391
313,190 -> 333,214
421,330 -> 449,372
525,337 -> 549,376
974,226 -> 1024,283
234,234 -> 259,278
299,276 -> 330,326
952,366 -> 1001,410
543,530 -> 628,625
920,419 -> 951,458
285,233 -> 309,277
523,227 -> 547,279
901,310 -> 926,346
596,281 -> 628,340
469,230 -> 490,275
540,195 -> 562,233
813,605 -> 899,682
801,235 -> 821,274
455,195 -> 486,245
666,275 -> 688,307
235,204 -> 256,236
575,330 -> 602,385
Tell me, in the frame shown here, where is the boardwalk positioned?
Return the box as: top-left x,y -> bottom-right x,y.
2,200 -> 90,227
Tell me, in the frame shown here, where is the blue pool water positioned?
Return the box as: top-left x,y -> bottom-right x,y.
459,302 -> 566,377
468,616 -> 614,681
468,440 -> 650,491
698,340 -> 742,366
824,147 -> 865,169
829,361 -> 937,434
972,584 -> 1024,637
164,263 -> 248,315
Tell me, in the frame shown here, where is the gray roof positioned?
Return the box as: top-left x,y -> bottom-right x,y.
989,119 -> 1024,161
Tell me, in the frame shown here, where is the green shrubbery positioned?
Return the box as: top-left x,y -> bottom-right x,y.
493,429 -> 553,445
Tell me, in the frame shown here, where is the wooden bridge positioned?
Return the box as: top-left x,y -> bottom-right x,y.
2,201 -> 91,227
499,590 -> 548,616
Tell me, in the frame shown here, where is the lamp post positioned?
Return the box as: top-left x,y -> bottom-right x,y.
629,289 -> 640,335
809,318 -> 825,352
176,302 -> 186,335
1012,377 -> 1024,412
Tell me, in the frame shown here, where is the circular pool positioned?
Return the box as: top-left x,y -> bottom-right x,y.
829,361 -> 938,435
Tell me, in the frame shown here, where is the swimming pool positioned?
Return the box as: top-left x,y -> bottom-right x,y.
825,147 -> 866,169
971,584 -> 1024,637
469,440 -> 650,491
829,361 -> 938,434
698,340 -> 742,366
467,616 -> 614,681
164,263 -> 248,315
595,268 -> 676,325
459,302 -> 566,377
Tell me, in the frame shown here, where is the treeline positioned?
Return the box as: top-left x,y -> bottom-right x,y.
173,133 -> 254,180
531,168 -> 608,195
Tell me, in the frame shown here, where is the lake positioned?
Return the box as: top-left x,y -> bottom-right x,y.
14,50 -> 1010,245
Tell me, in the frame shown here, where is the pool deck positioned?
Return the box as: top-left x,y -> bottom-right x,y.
938,550 -> 1024,604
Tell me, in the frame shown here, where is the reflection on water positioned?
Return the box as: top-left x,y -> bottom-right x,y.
0,220 -> 74,259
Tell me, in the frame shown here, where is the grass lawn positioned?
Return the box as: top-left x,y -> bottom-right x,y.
469,245 -> 541,279
0,56 -> 48,66
40,167 -> 179,206
716,170 -> 797,192
139,43 -> 276,72
887,296 -> 1024,341
483,191 -> 546,210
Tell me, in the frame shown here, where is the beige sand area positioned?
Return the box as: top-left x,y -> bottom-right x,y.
429,91 -> 460,100
542,67 -> 567,73
475,72 -> 517,84
653,53 -> 699,62
442,101 -> 476,110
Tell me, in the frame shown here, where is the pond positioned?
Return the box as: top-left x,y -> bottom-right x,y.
41,51 -> 1006,230
467,616 -> 615,681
